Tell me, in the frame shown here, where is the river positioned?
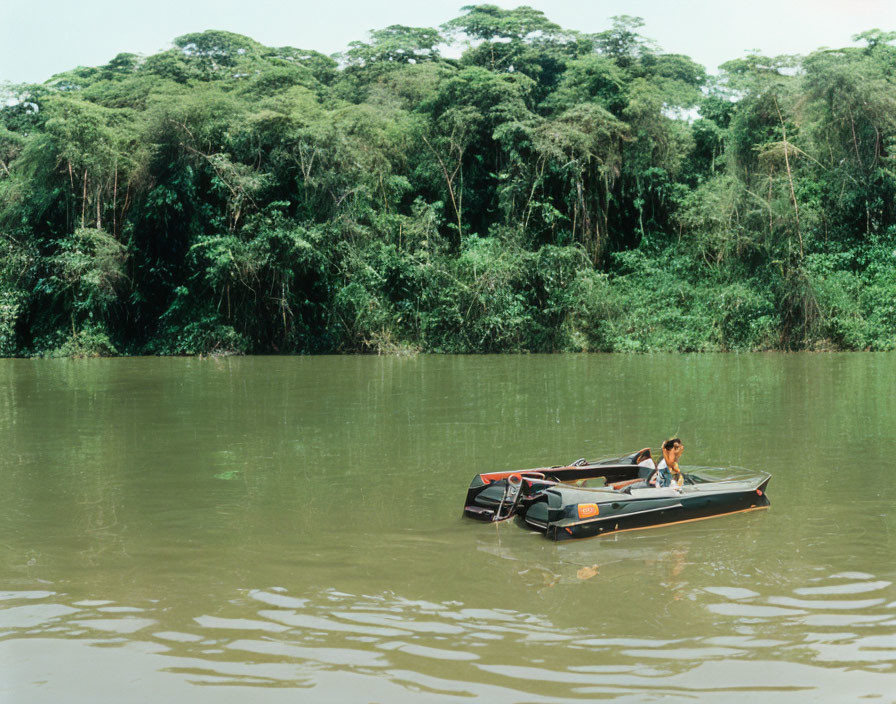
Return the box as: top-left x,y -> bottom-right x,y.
1,354 -> 894,702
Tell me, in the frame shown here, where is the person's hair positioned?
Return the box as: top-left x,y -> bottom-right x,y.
662,437 -> 682,451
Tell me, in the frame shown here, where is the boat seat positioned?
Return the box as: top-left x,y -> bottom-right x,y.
609,478 -> 642,490
633,447 -> 652,464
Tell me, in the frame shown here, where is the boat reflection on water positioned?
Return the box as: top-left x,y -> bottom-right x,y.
472,520 -> 707,596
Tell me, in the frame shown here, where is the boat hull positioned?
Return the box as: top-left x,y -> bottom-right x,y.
524,476 -> 771,541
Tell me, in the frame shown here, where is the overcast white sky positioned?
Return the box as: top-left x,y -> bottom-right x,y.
2,0 -> 895,84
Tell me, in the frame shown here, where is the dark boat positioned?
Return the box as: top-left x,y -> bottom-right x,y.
463,449 -> 770,540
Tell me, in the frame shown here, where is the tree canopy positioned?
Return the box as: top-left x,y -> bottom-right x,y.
2,7 -> 895,356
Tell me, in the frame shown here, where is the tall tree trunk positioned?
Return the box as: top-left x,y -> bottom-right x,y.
774,98 -> 802,259
81,170 -> 88,229
113,164 -> 118,238
421,134 -> 463,240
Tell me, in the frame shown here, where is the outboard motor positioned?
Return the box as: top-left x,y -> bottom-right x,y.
493,473 -> 524,521
464,471 -> 550,522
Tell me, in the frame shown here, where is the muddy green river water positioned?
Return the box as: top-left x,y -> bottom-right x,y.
0,354 -> 894,702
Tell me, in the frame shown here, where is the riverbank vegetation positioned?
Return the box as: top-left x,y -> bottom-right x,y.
2,7 -> 895,355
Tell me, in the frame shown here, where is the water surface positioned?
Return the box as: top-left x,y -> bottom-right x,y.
1,354 -> 894,702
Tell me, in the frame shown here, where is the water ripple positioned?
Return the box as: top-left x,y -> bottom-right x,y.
768,596 -> 887,610
1,580 -> 894,701
194,615 -> 289,633
0,603 -> 79,628
377,640 -> 480,661
227,638 -> 388,668
257,610 -> 407,637
794,580 -> 891,596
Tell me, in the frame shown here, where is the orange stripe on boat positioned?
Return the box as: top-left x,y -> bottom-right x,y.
479,468 -> 561,483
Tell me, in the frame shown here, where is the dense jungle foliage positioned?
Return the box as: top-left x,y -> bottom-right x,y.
2,7 -> 896,355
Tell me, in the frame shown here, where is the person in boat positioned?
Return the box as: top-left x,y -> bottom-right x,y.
650,437 -> 684,489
